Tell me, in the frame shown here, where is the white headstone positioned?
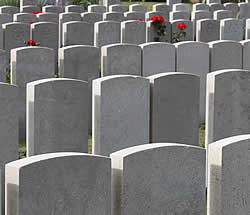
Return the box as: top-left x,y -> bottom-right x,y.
197,19 -> 220,42
220,18 -> 244,41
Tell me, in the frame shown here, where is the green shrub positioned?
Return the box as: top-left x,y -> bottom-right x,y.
0,0 -> 19,7
72,0 -> 98,10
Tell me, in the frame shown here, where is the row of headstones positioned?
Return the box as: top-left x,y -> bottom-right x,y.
4,136 -> 250,215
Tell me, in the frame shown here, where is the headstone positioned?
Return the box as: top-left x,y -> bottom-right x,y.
13,13 -> 38,23
124,11 -> 145,20
109,4 -> 128,13
148,73 -> 199,145
207,135 -> 250,215
58,45 -> 100,134
197,19 -> 220,42
0,50 -> 7,82
56,0 -> 72,7
6,152 -> 111,215
145,11 -> 167,21
193,3 -> 209,11
245,18 -> 250,39
129,4 -> 147,13
94,21 -> 120,47
103,0 -> 120,8
81,12 -> 103,24
220,18 -> 244,41
169,11 -> 189,21
88,5 -> 107,13
171,20 -> 193,42
191,10 -> 212,36
175,41 -> 209,124
241,40 -> 250,70
239,3 -> 250,20
27,78 -> 88,155
62,21 -> 94,46
0,83 -> 18,215
101,44 -> 141,76
214,9 -> 233,20
11,47 -> 55,141
0,6 -> 19,15
167,0 -> 182,9
224,3 -> 239,18
140,42 -> 175,76
152,4 -> 170,20
121,20 -> 146,44
37,12 -> 59,23
103,12 -> 124,22
20,5 -> 40,13
209,3 -> 224,16
207,0 -> 221,3
206,69 -> 250,145
146,20 -> 171,43
92,75 -> 150,156
2,23 -> 30,56
65,5 -> 85,13
111,143 -> 206,215
173,3 -> 190,12
0,14 -> 12,49
209,41 -> 242,72
20,0 -> 38,8
42,5 -> 63,13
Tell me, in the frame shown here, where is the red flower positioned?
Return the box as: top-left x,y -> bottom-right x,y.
27,40 -> 36,46
157,16 -> 164,22
32,11 -> 43,15
151,16 -> 158,22
177,23 -> 187,29
137,18 -> 145,22
29,21 -> 34,24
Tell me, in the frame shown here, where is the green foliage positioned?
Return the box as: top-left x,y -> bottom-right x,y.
199,124 -> 205,148
0,0 -> 19,7
72,0 -> 98,10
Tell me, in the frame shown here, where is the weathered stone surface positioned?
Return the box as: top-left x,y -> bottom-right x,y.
241,40 -> 250,70
65,5 -> 85,13
81,12 -> 103,24
191,10 -> 212,35
20,6 -> 40,13
42,5 -> 63,13
209,41 -> 242,72
103,0 -> 120,8
103,12 -> 124,22
206,69 -> 250,145
152,4 -> 170,20
129,4 -> 147,12
140,42 -> 175,76
175,41 -> 209,124
145,11 -> 167,21
109,4 -> 128,13
245,19 -> 250,39
169,11 -> 189,21
148,73 -> 200,145
20,0 -> 38,8
37,12 -> 59,23
197,19 -> 220,42
6,152 -> 111,215
208,135 -> 250,215
173,3 -> 190,12
111,143 -> 206,215
92,75 -> 150,156
101,44 -> 141,76
27,78 -> 88,155
0,14 -> 12,49
0,50 -> 7,82
239,2 -> 250,20
209,3 -> 224,16
167,0 -> 181,9
224,3 -> 239,18
193,3 -> 209,11
171,20 -> 193,42
58,45 -> 100,134
146,20 -> 171,43
0,6 -> 19,15
214,9 -> 233,20
220,18 -> 244,41
124,11 -> 145,20
13,13 -> 38,23
11,47 -> 55,141
94,21 -> 120,47
207,0 -> 221,3
121,20 -> 146,44
88,4 -> 106,13
62,21 -> 93,46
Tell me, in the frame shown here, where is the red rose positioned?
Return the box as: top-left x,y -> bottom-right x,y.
151,16 -> 158,22
29,21 -> 34,24
157,16 -> 164,22
36,11 -> 43,14
27,40 -> 36,46
138,18 -> 142,21
177,23 -> 187,29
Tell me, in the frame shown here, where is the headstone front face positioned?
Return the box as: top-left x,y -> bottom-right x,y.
11,47 -> 55,141
175,41 -> 209,124
145,11 -> 167,21
191,10 -> 212,35
88,5 -> 107,13
103,0 -> 120,8
148,73 -> 200,145
103,12 -> 124,22
173,3 -> 190,12
206,70 -> 250,145
2,23 -> 30,55
65,5 -> 85,13
209,3 -> 224,16
214,9 -> 233,20
207,0 -> 221,3
0,6 -> 19,15
13,13 -> 38,23
81,12 -> 103,24
171,20 -> 193,42
140,42 -> 175,76
27,78 -> 89,156
94,21 -> 120,47
124,11 -> 145,21
239,3 -> 250,20
208,135 -> 250,215
152,4 -> 170,20
111,143 -> 206,215
121,20 -> 146,44
42,5 -> 63,13
0,50 -> 7,82
6,152 -> 111,215
109,4 -> 128,13
0,83 -> 18,215
241,40 -> 250,70
167,0 -> 182,9
101,44 -> 141,76
20,6 -> 40,13
224,3 -> 239,18
0,14 -> 12,49
197,19 -> 220,42
220,18 -> 244,41
129,4 -> 147,13
147,20 -> 171,43
169,11 -> 189,21
62,21 -> 94,46
209,41 -> 242,72
193,3 -> 209,11
37,12 -> 59,23
20,0 -> 38,8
